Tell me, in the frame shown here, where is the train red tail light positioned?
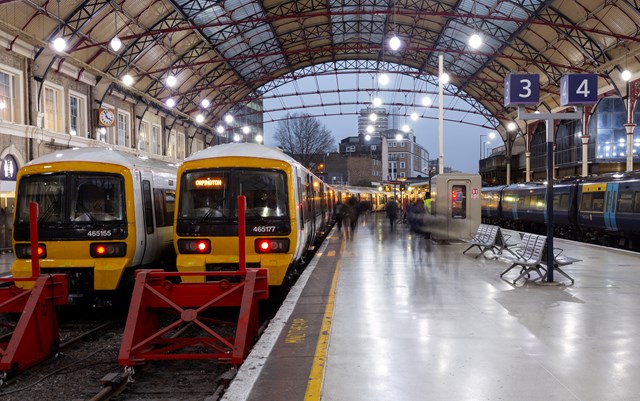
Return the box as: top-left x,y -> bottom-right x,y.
90,242 -> 127,258
177,239 -> 211,254
15,243 -> 47,259
254,238 -> 290,254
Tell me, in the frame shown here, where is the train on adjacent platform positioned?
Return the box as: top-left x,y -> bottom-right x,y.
173,143 -> 335,288
481,171 -> 640,250
333,185 -> 387,212
11,147 -> 178,304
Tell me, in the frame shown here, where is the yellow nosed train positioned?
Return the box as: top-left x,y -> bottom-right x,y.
11,148 -> 177,304
174,143 -> 334,287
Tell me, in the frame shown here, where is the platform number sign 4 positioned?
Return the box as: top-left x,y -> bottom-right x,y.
504,74 -> 539,107
560,74 -> 598,106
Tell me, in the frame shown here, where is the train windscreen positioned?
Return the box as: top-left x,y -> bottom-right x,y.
16,173 -> 125,224
179,168 -> 289,221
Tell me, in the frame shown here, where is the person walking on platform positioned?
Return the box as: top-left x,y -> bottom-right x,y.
423,193 -> 432,215
334,200 -> 346,237
386,197 -> 399,232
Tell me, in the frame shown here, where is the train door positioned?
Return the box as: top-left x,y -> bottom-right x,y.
604,182 -> 619,231
135,171 -> 157,265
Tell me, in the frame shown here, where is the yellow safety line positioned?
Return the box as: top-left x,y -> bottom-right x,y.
304,239 -> 344,401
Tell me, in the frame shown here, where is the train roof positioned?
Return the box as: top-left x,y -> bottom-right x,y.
185,143 -> 299,165
581,171 -> 640,183
25,147 -> 177,173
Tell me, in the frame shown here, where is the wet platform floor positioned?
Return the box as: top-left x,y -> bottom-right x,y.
222,213 -> 640,401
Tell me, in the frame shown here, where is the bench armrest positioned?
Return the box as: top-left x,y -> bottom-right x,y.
553,247 -> 564,257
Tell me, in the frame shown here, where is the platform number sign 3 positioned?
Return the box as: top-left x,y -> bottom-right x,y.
504,74 -> 539,107
560,74 -> 598,106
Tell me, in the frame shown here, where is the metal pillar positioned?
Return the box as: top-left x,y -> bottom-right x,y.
518,107 -> 582,283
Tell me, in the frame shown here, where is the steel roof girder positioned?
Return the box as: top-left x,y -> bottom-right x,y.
538,7 -> 608,67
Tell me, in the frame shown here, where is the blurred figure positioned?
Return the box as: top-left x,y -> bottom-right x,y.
424,193 -> 432,214
334,200 -> 346,237
346,196 -> 359,232
408,199 -> 425,233
385,197 -> 399,232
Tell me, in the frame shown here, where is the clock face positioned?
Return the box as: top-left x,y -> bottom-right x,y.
99,109 -> 115,126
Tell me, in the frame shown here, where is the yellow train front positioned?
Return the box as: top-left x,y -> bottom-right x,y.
11,148 -> 177,304
174,143 -> 334,287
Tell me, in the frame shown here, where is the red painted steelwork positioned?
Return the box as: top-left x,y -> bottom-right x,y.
0,202 -> 69,380
0,275 -> 68,379
118,269 -> 269,367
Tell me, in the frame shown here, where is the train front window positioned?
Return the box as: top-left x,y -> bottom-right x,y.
73,176 -> 125,222
179,169 -> 288,220
17,175 -> 65,223
16,173 -> 125,224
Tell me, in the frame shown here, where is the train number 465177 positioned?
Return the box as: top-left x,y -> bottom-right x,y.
252,226 -> 276,233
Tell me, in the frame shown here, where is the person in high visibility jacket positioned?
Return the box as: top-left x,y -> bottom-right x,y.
423,193 -> 432,214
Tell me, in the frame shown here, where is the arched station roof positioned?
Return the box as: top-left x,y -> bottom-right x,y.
1,0 -> 639,138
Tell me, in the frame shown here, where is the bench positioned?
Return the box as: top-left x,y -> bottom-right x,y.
499,233 -> 547,284
463,224 -> 518,259
462,224 -> 499,259
542,247 -> 582,284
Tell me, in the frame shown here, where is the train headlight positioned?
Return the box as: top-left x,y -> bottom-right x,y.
178,239 -> 211,254
15,243 -> 47,259
90,242 -> 127,258
254,238 -> 290,254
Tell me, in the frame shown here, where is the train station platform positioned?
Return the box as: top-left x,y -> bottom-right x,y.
222,213 -> 640,401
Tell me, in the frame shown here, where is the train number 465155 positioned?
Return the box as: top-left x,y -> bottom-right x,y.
87,230 -> 112,237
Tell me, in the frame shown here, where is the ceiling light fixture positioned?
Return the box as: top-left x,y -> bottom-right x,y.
110,5 -> 121,52
52,0 -> 66,52
468,33 -> 482,49
389,35 -> 401,51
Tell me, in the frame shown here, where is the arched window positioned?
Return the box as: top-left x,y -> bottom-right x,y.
555,120 -> 580,166
589,97 -> 627,160
530,123 -> 546,170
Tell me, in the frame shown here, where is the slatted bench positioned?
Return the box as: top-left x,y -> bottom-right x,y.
499,233 -> 547,284
462,224 -> 499,259
463,224 -> 519,259
542,248 -> 581,284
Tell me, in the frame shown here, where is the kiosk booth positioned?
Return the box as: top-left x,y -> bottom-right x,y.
429,173 -> 481,242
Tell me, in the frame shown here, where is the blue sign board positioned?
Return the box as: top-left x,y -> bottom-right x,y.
560,74 -> 598,105
504,74 -> 539,107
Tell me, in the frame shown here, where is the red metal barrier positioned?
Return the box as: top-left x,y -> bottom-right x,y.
0,202 -> 69,381
119,195 -> 268,367
117,269 -> 268,367
0,275 -> 68,380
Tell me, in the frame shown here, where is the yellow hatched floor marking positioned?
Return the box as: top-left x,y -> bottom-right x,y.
304,240 -> 343,401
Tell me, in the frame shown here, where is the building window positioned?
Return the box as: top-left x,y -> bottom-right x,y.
346,145 -> 355,152
139,121 -> 150,151
400,162 -> 406,169
167,130 -> 177,158
177,132 -> 185,159
371,145 -> 377,151
400,141 -> 405,148
69,91 -> 87,137
400,153 -> 405,159
152,124 -> 162,155
191,138 -> 204,155
117,111 -> 131,147
0,67 -> 23,123
42,82 -> 64,132
399,172 -> 405,178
